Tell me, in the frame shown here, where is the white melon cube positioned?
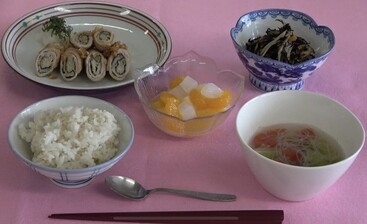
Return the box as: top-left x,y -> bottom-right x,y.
178,100 -> 197,120
179,76 -> 198,93
169,85 -> 186,99
201,83 -> 223,98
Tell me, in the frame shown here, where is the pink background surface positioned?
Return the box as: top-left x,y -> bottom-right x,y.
1,0 -> 366,223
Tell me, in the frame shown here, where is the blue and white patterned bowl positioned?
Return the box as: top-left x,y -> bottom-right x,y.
230,9 -> 335,91
8,96 -> 134,188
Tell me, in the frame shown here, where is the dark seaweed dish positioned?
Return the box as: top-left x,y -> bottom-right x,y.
245,20 -> 315,65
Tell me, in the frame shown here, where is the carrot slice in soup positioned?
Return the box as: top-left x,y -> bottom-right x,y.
252,129 -> 284,148
300,128 -> 315,137
282,148 -> 303,166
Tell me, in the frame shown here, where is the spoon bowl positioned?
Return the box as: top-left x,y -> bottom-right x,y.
105,176 -> 236,201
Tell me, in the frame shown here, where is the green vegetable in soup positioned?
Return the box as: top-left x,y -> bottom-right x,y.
255,148 -> 278,161
305,140 -> 344,166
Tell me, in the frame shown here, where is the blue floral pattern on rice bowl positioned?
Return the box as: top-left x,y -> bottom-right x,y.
230,9 -> 335,91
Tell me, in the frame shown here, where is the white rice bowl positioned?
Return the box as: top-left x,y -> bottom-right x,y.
18,106 -> 121,169
8,96 -> 134,188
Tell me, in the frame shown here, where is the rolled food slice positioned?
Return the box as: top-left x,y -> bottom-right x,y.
92,26 -> 115,52
70,31 -> 93,49
107,42 -> 131,81
85,50 -> 107,81
35,43 -> 64,77
59,48 -> 83,81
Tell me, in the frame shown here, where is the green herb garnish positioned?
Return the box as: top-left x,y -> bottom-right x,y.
42,16 -> 73,41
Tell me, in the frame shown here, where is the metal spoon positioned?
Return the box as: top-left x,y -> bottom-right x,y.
105,176 -> 236,202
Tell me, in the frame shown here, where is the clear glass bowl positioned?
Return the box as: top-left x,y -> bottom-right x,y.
134,51 -> 245,137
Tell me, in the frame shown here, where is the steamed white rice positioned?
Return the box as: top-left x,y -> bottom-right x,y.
18,106 -> 121,169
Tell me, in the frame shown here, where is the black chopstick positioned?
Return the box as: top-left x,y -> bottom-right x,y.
49,210 -> 284,223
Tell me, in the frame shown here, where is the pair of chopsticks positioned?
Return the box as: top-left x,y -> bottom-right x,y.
49,210 -> 284,223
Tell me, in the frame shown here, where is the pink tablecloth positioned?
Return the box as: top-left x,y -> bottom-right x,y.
1,0 -> 366,223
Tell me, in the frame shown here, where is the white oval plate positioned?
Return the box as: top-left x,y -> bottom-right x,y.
2,2 -> 172,90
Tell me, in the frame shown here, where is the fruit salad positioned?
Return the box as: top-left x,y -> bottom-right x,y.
151,75 -> 233,120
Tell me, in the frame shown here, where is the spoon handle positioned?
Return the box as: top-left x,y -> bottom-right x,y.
149,188 -> 236,201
